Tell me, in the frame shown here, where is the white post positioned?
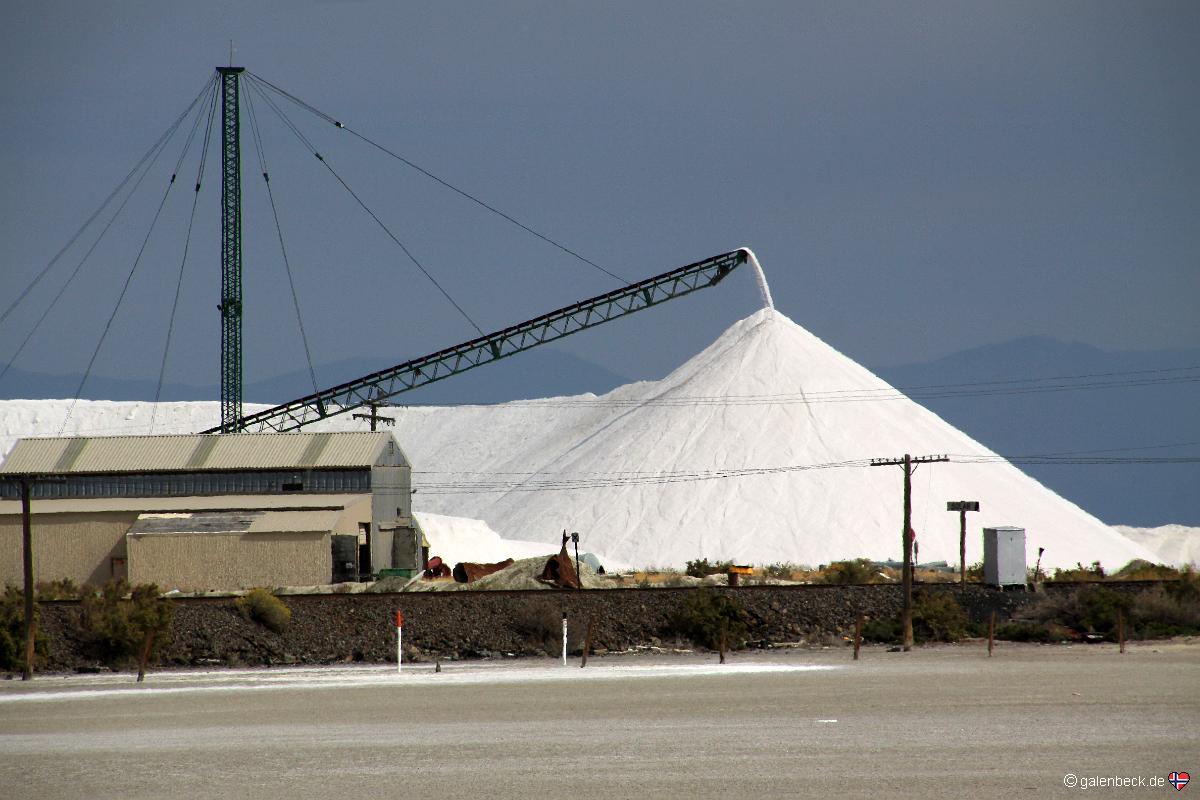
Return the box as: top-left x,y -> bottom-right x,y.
395,610 -> 403,674
561,612 -> 568,666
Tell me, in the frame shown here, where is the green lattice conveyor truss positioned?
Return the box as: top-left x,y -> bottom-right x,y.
205,248 -> 749,434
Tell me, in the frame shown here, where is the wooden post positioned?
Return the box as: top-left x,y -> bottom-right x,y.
902,455 -> 914,651
946,502 -> 979,586
959,509 -> 967,585
1118,610 -> 1125,654
137,631 -> 155,683
719,619 -> 728,664
988,611 -> 996,657
20,478 -> 35,681
395,610 -> 403,673
580,618 -> 593,668
853,615 -> 863,661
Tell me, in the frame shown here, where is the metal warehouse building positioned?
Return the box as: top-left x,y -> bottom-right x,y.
0,431 -> 421,592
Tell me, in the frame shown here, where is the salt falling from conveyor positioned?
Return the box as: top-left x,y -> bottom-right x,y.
741,246 -> 775,310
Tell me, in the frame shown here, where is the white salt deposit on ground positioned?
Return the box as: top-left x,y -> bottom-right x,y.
1113,525 -> 1200,568
413,512 -> 557,567
0,308 -> 1164,571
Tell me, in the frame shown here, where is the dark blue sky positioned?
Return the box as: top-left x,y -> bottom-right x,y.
2,1 -> 1197,390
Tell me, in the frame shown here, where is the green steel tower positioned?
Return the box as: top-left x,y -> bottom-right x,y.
217,66 -> 245,433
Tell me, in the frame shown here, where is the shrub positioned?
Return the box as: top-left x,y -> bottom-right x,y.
861,591 -> 967,644
78,580 -> 174,670
666,590 -> 747,650
685,558 -> 734,578
994,621 -> 1060,643
759,562 -> 804,581
1111,560 -> 1183,582
1,586 -> 51,672
820,559 -> 878,585
1130,586 -> 1200,638
235,588 -> 291,633
511,600 -> 566,651
1023,586 -> 1130,640
861,616 -> 902,644
36,578 -> 80,601
911,591 -> 968,642
510,600 -> 594,654
1023,581 -> 1200,640
1049,561 -> 1106,582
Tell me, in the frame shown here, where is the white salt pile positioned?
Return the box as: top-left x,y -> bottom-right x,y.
0,308 -> 1162,570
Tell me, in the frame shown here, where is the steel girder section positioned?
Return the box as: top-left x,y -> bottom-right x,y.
218,67 -> 245,433
207,248 -> 747,434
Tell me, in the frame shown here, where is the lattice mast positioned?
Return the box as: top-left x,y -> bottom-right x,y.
217,66 -> 245,433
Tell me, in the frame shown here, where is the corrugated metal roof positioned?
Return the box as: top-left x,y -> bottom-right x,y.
127,509 -> 341,536
0,432 -> 408,474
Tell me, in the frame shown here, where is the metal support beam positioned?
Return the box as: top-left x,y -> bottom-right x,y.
218,66 -> 245,433
205,249 -> 748,434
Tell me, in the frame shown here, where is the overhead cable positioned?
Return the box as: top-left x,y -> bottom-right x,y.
249,81 -> 486,337
60,89 -> 210,434
244,71 -> 629,285
244,82 -> 320,395
0,75 -> 218,331
150,79 -> 222,432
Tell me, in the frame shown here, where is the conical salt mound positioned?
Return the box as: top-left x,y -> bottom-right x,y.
390,308 -> 1156,570
0,309 -> 1158,571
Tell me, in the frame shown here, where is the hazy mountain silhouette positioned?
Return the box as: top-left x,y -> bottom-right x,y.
0,348 -> 631,406
875,337 -> 1200,528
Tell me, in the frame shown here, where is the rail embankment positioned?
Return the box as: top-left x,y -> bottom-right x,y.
19,580 -> 1181,674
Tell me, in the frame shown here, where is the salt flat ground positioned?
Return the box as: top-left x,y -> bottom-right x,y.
1,641 -> 1196,799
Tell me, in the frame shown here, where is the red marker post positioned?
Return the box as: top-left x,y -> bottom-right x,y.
395,610 -> 404,674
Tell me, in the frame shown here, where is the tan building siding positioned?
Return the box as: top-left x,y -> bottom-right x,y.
0,512 -> 134,588
128,531 -> 331,592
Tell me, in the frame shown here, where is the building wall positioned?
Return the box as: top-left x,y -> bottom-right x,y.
0,511 -> 135,588
128,531 -> 332,592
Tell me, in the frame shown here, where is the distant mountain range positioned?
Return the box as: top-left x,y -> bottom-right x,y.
2,336 -> 1196,527
873,337 -> 1200,529
0,348 -> 632,407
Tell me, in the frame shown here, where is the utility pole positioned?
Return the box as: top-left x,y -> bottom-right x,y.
19,477 -> 34,681
946,501 -> 980,585
870,454 -> 948,651
352,400 -> 395,431
2,474 -> 63,680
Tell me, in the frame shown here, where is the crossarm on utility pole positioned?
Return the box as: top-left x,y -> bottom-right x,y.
204,248 -> 748,434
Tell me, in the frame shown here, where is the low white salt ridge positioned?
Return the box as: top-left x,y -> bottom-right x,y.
0,308 -> 1161,570
1114,525 -> 1200,567
416,511 -> 586,567
0,662 -> 838,705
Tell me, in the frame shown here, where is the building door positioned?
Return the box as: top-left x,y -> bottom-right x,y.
358,523 -> 371,581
